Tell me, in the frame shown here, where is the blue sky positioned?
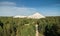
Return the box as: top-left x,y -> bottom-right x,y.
0,0 -> 60,16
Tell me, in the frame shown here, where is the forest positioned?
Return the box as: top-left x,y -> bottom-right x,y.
0,16 -> 60,36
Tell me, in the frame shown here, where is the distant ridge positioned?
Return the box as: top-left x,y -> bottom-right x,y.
13,12 -> 45,19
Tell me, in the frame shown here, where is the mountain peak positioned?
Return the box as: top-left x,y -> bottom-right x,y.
28,12 -> 45,19
13,12 -> 45,19
33,12 -> 41,16
34,12 -> 40,14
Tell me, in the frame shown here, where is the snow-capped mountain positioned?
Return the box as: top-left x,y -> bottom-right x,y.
13,12 -> 45,19
27,13 -> 45,19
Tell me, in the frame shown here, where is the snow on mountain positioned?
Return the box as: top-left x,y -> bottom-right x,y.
27,13 -> 45,19
13,12 -> 45,19
13,15 -> 27,18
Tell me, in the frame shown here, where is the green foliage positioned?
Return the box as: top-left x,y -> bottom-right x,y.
0,16 -> 60,36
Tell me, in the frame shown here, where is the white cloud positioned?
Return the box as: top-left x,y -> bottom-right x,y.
0,1 -> 38,16
0,6 -> 37,16
0,1 -> 16,6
